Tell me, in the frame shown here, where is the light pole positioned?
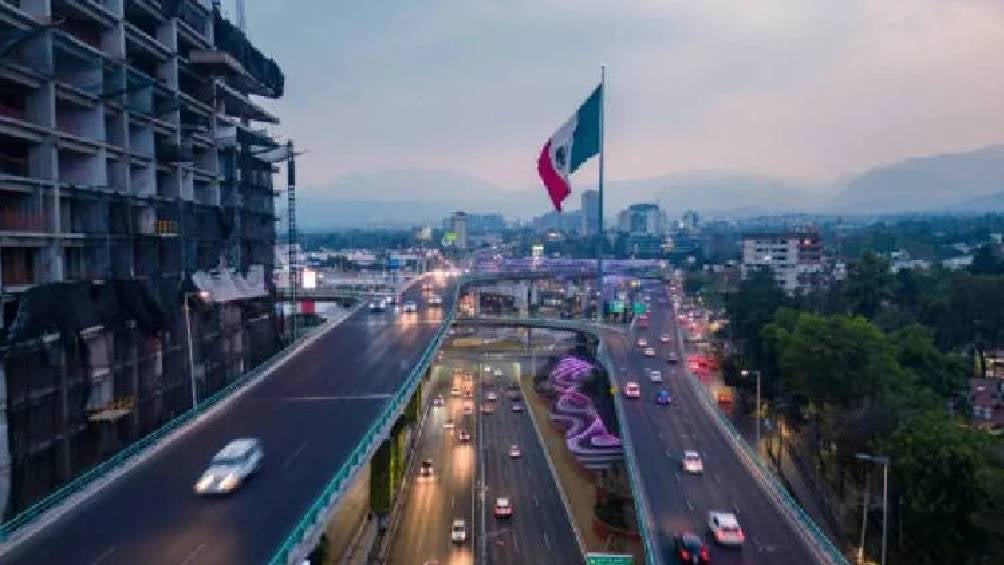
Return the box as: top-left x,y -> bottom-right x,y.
856,453 -> 890,565
741,369 -> 762,450
184,290 -> 211,410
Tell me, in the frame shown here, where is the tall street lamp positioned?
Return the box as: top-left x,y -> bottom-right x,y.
741,369 -> 762,449
855,452 -> 891,565
184,290 -> 211,410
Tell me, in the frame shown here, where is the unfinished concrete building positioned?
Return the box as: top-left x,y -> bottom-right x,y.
0,0 -> 285,517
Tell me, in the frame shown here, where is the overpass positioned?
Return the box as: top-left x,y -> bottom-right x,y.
0,271 -> 844,565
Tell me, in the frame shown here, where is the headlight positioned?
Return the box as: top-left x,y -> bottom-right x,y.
195,475 -> 215,492
219,473 -> 240,491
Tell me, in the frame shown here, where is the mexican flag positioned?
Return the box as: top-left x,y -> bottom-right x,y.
537,84 -> 602,211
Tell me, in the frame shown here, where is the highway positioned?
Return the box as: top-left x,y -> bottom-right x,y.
479,360 -> 580,565
606,282 -> 822,565
385,350 -> 580,565
2,278 -> 456,565
386,361 -> 476,565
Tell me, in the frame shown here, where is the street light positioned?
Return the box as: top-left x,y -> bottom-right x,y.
855,452 -> 890,565
184,290 -> 211,410
741,369 -> 762,449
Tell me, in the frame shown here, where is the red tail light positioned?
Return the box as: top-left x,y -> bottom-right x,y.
700,547 -> 710,560
680,550 -> 690,561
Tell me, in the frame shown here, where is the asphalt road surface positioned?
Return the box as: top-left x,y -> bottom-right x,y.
479,360 -> 580,565
3,278 -> 455,565
387,361 -> 476,565
606,282 -> 823,565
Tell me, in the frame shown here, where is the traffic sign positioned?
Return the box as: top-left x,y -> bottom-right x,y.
632,302 -> 647,315
611,300 -> 625,313
586,553 -> 633,565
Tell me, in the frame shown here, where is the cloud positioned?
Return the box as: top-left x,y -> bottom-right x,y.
241,0 -> 1004,190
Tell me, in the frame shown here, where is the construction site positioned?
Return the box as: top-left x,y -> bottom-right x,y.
0,0 -> 287,518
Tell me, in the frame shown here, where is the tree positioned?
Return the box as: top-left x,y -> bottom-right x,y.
883,411 -> 990,563
843,252 -> 895,319
725,267 -> 788,369
970,244 -> 1003,275
891,324 -> 967,399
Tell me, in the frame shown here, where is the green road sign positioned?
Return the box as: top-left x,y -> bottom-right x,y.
586,553 -> 633,565
611,300 -> 625,313
633,302 -> 647,315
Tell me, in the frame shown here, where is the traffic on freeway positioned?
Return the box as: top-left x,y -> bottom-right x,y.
386,344 -> 579,565
1,278 -> 455,565
607,281 -> 824,565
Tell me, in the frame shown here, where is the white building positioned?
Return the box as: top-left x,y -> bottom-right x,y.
617,203 -> 666,235
741,232 -> 823,293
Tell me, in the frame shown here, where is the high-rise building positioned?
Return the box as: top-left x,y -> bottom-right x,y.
531,210 -> 583,233
617,203 -> 666,235
741,232 -> 823,293
580,189 -> 600,235
0,0 -> 285,514
449,211 -> 468,249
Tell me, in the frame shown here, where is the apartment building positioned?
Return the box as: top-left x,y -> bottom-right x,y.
0,0 -> 285,517
741,232 -> 823,293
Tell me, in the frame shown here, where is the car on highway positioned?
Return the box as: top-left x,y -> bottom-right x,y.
428,294 -> 443,306
368,299 -> 386,312
481,403 -> 495,415
683,450 -> 704,474
637,337 -> 648,348
494,497 -> 514,518
457,429 -> 472,442
659,334 -> 671,343
451,519 -> 467,544
443,418 -> 455,429
486,390 -> 498,401
194,438 -> 263,495
649,369 -> 663,382
511,402 -> 524,413
644,347 -> 656,357
419,458 -> 434,479
450,386 -> 461,397
674,531 -> 711,565
708,511 -> 745,546
667,352 -> 679,364
433,395 -> 444,407
494,368 -> 504,377
624,381 -> 641,398
463,402 -> 474,415
655,389 -> 672,405
463,389 -> 474,399
509,444 -> 522,458
402,300 -> 418,313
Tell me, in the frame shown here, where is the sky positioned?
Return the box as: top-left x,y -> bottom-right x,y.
235,0 -> 1004,192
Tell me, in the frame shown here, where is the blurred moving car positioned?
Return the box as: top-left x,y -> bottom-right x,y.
433,395 -> 444,407
508,444 -> 522,458
667,352 -> 679,364
674,532 -> 711,565
402,300 -> 418,313
418,458 -> 434,479
194,438 -> 263,495
457,429 -> 472,442
494,497 -> 513,518
655,389 -> 672,405
659,334 -> 671,343
428,294 -> 443,306
451,519 -> 467,543
624,381 -> 641,398
511,402 -> 524,413
443,418 -> 455,429
708,511 -> 745,546
637,337 -> 649,348
649,369 -> 663,382
682,450 -> 704,474
644,347 -> 656,357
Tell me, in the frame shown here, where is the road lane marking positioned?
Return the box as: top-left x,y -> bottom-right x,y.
88,547 -> 115,565
282,440 -> 309,468
713,473 -> 722,484
543,532 -> 551,549
686,499 -> 694,511
533,494 -> 540,507
178,543 -> 206,565
281,394 -> 393,401
675,472 -> 682,483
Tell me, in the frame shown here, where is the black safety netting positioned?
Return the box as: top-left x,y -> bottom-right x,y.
212,8 -> 284,97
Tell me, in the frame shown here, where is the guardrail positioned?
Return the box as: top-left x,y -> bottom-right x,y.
0,321 -> 333,541
267,281 -> 462,565
672,323 -> 848,565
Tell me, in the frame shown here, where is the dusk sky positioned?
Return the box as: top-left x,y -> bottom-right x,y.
237,0 -> 1004,192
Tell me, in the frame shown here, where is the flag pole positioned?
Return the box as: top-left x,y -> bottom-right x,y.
596,64 -> 605,324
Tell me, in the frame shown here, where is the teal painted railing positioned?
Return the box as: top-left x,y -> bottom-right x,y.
266,281 -> 462,565
0,322 -> 331,540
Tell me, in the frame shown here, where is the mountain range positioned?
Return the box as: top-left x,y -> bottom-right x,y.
295,145 -> 1004,229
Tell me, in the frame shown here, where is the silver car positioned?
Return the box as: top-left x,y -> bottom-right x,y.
194,438 -> 263,495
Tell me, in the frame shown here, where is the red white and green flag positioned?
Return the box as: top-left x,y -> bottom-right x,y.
537,84 -> 603,211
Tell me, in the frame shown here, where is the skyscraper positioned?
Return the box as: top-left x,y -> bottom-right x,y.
581,189 -> 600,235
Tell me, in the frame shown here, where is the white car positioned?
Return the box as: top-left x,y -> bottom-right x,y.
194,438 -> 263,495
708,511 -> 745,546
451,386 -> 461,397
644,347 -> 656,357
649,369 -> 663,382
509,444 -> 522,458
659,334 -> 671,343
451,518 -> 467,543
624,381 -> 641,398
493,368 -> 503,377
428,294 -> 443,306
637,337 -> 649,348
433,395 -> 444,407
486,390 -> 498,402
682,450 -> 704,474
402,300 -> 418,312
494,497 -> 514,518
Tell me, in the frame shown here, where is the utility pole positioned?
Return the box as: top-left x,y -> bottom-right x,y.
856,453 -> 891,565
287,140 -> 297,341
596,64 -> 605,324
